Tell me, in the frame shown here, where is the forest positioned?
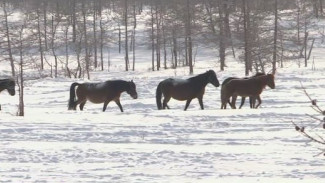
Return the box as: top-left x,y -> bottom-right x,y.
1,0 -> 321,78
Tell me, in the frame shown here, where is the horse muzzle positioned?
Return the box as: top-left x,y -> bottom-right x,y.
8,89 -> 15,96
132,93 -> 138,99
213,82 -> 220,87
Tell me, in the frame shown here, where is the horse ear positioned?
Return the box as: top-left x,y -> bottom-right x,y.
267,69 -> 276,75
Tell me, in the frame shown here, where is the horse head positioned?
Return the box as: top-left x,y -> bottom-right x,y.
127,80 -> 138,99
207,70 -> 220,87
6,79 -> 15,96
266,74 -> 275,89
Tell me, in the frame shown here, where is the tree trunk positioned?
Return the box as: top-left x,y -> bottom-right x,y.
37,9 -> 44,70
162,16 -> 167,69
186,0 -> 193,74
99,1 -> 104,71
304,28 -> 308,67
272,0 -> 278,74
172,29 -> 177,68
132,0 -> 136,71
43,1 -> 48,50
72,0 -> 76,43
151,3 -> 155,71
243,0 -> 250,76
93,6 -> 98,68
65,24 -> 71,78
155,3 -> 161,71
82,2 -> 90,79
51,16 -> 58,78
18,26 -> 24,116
3,0 -> 15,77
218,1 -> 226,71
124,0 -> 129,71
320,0 -> 324,16
118,24 -> 121,53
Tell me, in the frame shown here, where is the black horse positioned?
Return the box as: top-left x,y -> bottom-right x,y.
0,78 -> 15,110
68,80 -> 138,112
222,72 -> 265,109
156,70 -> 220,111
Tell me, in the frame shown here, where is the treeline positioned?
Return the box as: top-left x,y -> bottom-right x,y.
0,0 -> 322,79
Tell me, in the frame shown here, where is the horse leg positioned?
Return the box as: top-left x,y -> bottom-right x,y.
231,95 -> 237,109
74,98 -> 86,110
249,97 -> 253,108
221,88 -> 227,109
115,99 -> 124,112
162,96 -> 171,109
198,97 -> 204,110
255,95 -> 262,108
239,97 -> 246,109
250,96 -> 256,108
102,101 -> 110,112
79,101 -> 87,111
221,95 -> 229,109
227,97 -> 232,108
184,99 -> 192,111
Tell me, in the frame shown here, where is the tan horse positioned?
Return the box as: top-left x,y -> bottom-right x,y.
221,74 -> 275,109
222,72 -> 265,109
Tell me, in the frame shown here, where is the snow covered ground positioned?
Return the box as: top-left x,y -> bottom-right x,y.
1,48 -> 325,183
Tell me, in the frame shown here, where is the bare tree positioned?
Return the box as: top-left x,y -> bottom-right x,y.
17,24 -> 25,116
82,1 -> 90,79
186,0 -> 193,74
124,0 -> 129,71
2,0 -> 15,76
272,0 -> 278,74
36,8 -> 44,70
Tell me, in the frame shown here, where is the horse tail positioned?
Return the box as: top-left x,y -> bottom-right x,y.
156,82 -> 163,110
68,82 -> 79,110
221,85 -> 229,109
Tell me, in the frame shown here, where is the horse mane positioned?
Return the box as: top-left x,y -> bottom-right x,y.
188,70 -> 212,81
0,78 -> 15,82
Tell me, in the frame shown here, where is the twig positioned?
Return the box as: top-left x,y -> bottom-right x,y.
300,81 -> 324,114
291,121 -> 325,145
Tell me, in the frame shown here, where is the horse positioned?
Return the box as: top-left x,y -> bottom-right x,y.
221,74 -> 275,109
156,70 -> 220,111
0,78 -> 15,110
68,80 -> 138,112
222,72 -> 265,109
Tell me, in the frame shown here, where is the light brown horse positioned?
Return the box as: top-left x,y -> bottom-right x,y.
221,74 -> 275,109
222,72 -> 265,109
68,80 -> 137,112
156,70 -> 220,111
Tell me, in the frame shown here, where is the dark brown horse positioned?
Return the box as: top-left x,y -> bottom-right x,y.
156,70 -> 220,111
222,72 -> 265,109
68,80 -> 138,112
0,78 -> 15,110
221,74 -> 275,109
0,79 -> 15,96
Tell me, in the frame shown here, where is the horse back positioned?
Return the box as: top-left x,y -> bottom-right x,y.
225,78 -> 264,96
160,78 -> 205,100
